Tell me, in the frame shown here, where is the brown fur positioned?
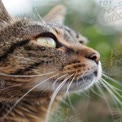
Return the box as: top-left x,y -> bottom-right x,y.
0,1 -> 101,122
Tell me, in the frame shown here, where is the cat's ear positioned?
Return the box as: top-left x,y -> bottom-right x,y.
43,5 -> 66,24
0,0 -> 11,23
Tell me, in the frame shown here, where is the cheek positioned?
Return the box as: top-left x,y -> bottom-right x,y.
0,56 -> 23,74
62,56 -> 98,77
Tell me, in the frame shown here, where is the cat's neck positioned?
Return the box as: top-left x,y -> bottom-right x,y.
0,98 -> 49,122
0,81 -> 59,122
0,92 -> 59,122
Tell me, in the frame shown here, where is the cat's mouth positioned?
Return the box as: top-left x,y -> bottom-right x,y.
77,72 -> 97,83
55,71 -> 97,92
51,62 -> 102,92
35,62 -> 102,93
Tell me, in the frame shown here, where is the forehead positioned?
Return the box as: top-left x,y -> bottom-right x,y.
48,23 -> 77,35
47,23 -> 88,43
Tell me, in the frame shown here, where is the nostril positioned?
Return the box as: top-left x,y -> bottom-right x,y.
90,53 -> 97,61
86,52 -> 100,64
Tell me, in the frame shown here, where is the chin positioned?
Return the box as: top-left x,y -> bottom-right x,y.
52,61 -> 102,93
36,62 -> 102,94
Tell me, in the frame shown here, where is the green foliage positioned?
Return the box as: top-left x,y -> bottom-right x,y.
36,0 -> 122,121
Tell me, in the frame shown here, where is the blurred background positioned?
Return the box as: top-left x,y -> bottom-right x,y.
2,0 -> 122,121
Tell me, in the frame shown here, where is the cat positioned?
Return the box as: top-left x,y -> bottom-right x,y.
0,0 -> 102,122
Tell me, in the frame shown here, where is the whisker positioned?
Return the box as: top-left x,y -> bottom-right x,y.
101,78 -> 122,99
34,7 -> 47,26
65,73 -> 76,111
45,74 -> 73,122
4,73 -> 58,120
0,71 -> 54,78
69,73 -> 92,98
103,73 -> 122,86
52,74 -> 67,90
95,83 -> 115,122
66,74 -> 75,95
101,82 -> 122,107
100,80 -> 122,106
90,85 -> 104,98
77,75 -> 92,98
80,88 -> 91,98
99,79 -> 122,121
101,78 -> 122,92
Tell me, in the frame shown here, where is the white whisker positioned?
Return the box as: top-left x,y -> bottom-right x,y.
66,74 -> 75,95
34,8 -> 47,25
90,85 -> 103,98
78,77 -> 94,97
103,74 -> 122,86
0,71 -> 54,78
100,79 -> 122,120
100,80 -> 122,106
4,73 -> 58,120
65,73 -> 76,111
52,74 -> 67,90
45,74 -> 73,122
101,78 -> 122,92
95,83 -> 115,121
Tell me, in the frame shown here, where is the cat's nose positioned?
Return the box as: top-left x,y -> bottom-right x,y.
85,49 -> 100,64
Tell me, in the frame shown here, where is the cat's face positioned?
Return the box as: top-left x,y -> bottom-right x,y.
0,3 -> 102,99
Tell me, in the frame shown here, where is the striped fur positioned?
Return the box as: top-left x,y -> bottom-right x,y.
0,1 -> 102,122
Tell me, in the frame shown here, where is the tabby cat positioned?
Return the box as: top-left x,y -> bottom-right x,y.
0,0 -> 102,122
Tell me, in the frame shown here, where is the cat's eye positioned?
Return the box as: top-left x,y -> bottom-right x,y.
36,37 -> 56,48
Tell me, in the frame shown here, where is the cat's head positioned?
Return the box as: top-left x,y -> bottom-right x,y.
0,0 -> 102,101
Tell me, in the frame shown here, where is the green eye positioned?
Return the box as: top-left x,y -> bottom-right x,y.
36,37 -> 56,48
